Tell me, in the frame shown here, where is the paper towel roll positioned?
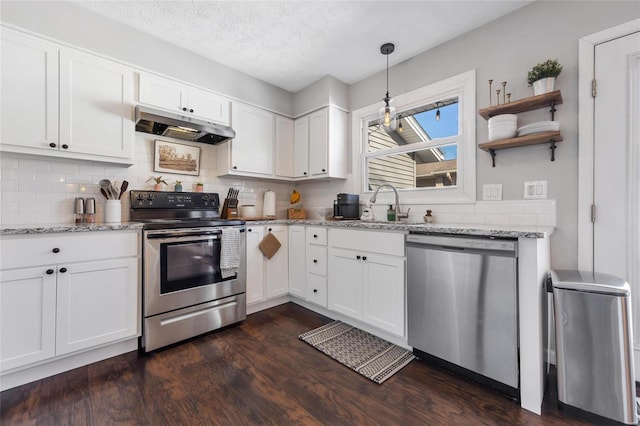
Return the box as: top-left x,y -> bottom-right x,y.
263,190 -> 276,217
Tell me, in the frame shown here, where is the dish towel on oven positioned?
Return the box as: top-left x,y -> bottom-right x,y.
220,227 -> 241,279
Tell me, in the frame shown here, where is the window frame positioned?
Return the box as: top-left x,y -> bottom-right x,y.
351,69 -> 476,204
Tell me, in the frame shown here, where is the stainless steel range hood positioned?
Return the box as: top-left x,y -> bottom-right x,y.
135,105 -> 235,144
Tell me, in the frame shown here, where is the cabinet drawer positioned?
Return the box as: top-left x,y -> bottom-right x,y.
306,274 -> 327,307
0,231 -> 139,270
306,245 -> 327,276
306,227 -> 327,246
329,228 -> 404,257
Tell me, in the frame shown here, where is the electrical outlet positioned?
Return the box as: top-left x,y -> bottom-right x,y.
483,184 -> 502,201
524,181 -> 547,199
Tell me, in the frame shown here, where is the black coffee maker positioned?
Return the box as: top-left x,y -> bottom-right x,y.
333,193 -> 360,219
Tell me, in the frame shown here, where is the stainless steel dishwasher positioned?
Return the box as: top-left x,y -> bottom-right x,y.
406,233 -> 519,397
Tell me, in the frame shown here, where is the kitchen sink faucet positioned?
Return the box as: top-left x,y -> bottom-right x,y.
369,184 -> 410,221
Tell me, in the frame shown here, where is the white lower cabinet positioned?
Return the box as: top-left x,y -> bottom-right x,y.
246,225 -> 289,305
305,227 -> 328,307
328,229 -> 405,336
288,225 -> 306,299
55,258 -> 138,355
0,231 -> 139,373
0,267 -> 57,371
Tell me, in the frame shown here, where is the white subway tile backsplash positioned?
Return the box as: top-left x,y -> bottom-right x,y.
34,171 -> 66,183
1,180 -> 19,192
78,164 -> 106,175
2,212 -> 34,224
2,169 -> 35,181
50,161 -> 80,174
1,156 -> 19,169
19,181 -> 50,193
18,158 -> 51,172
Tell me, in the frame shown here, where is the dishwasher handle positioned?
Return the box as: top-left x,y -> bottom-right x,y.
406,233 -> 517,255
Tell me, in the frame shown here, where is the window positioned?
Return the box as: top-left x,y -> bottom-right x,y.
352,70 -> 476,204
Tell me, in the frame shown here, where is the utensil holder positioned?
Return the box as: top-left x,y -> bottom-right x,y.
105,200 -> 122,223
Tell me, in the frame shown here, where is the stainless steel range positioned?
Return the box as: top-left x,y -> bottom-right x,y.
130,190 -> 246,352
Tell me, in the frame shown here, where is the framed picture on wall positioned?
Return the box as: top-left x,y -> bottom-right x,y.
153,140 -> 201,176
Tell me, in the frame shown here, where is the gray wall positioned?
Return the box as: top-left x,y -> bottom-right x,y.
0,1 -> 294,116
346,1 -> 640,269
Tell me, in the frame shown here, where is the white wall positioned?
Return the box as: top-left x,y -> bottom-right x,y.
301,1 -> 640,269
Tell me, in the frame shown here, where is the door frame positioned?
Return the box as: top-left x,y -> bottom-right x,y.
577,18 -> 640,270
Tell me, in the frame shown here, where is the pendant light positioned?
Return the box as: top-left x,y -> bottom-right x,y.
378,43 -> 396,130
435,102 -> 441,121
398,116 -> 403,133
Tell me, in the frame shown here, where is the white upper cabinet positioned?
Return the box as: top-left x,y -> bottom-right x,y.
274,115 -> 295,178
0,27 -> 135,165
293,116 -> 310,178
60,49 -> 134,160
138,73 -> 230,125
218,102 -> 275,177
1,28 -> 59,151
298,106 -> 348,179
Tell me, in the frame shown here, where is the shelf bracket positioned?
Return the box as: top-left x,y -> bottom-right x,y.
550,140 -> 556,161
549,101 -> 556,120
489,149 -> 496,167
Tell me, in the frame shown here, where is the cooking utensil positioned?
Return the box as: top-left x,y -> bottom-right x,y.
100,188 -> 109,200
99,179 -> 116,199
119,180 -> 129,199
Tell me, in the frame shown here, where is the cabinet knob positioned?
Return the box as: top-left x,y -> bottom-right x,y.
61,144 -> 69,149
59,267 -> 67,273
313,289 -> 318,293
268,228 -> 272,232
189,109 -> 194,113
49,143 -> 57,148
52,247 -> 60,253
313,259 -> 318,263
182,107 -> 187,112
233,166 -> 237,170
46,269 -> 54,275
322,169 -> 326,172
248,228 -> 252,232
356,255 -> 361,260
313,234 -> 318,238
303,172 -> 307,175
362,256 -> 367,261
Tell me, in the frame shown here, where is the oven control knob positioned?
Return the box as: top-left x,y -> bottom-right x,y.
146,194 -> 155,201
136,194 -> 144,201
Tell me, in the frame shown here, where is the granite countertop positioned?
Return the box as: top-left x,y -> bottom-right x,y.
244,219 -> 554,239
0,222 -> 144,235
1,219 -> 553,239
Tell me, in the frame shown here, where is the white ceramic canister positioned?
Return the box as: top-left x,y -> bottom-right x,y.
105,200 -> 122,223
263,190 -> 276,217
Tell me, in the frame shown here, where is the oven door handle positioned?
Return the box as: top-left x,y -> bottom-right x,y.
146,230 -> 222,240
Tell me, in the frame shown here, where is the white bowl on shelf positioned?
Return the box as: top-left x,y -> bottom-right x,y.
488,128 -> 517,141
488,114 -> 517,126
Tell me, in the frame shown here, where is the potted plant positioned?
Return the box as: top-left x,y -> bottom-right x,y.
527,59 -> 563,95
195,182 -> 204,192
174,180 -> 183,192
147,176 -> 167,191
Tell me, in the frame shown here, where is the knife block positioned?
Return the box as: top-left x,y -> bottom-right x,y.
221,199 -> 238,219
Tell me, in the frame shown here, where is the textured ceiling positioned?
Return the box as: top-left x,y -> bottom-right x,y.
75,1 -> 532,93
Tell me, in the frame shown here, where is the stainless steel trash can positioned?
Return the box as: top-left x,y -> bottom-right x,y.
551,270 -> 638,425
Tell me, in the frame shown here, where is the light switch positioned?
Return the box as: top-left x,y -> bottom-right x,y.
524,181 -> 547,199
483,184 -> 503,201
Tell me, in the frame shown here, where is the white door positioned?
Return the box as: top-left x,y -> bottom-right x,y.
293,116 -> 310,178
186,89 -> 231,125
593,32 -> 640,282
362,253 -> 405,336
0,267 -> 57,371
55,258 -> 138,355
1,28 -> 59,151
274,116 -> 295,178
265,226 -> 289,298
328,247 -> 363,320
138,73 -> 185,113
308,108 -> 329,176
288,226 -> 306,299
230,103 -> 274,175
60,49 -> 134,159
245,226 -> 265,305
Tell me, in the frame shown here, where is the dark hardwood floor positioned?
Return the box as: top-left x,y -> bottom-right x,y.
1,302 -> 592,425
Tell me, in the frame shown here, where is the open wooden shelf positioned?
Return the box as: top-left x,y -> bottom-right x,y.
478,131 -> 562,151
478,131 -> 562,167
478,90 -> 563,120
